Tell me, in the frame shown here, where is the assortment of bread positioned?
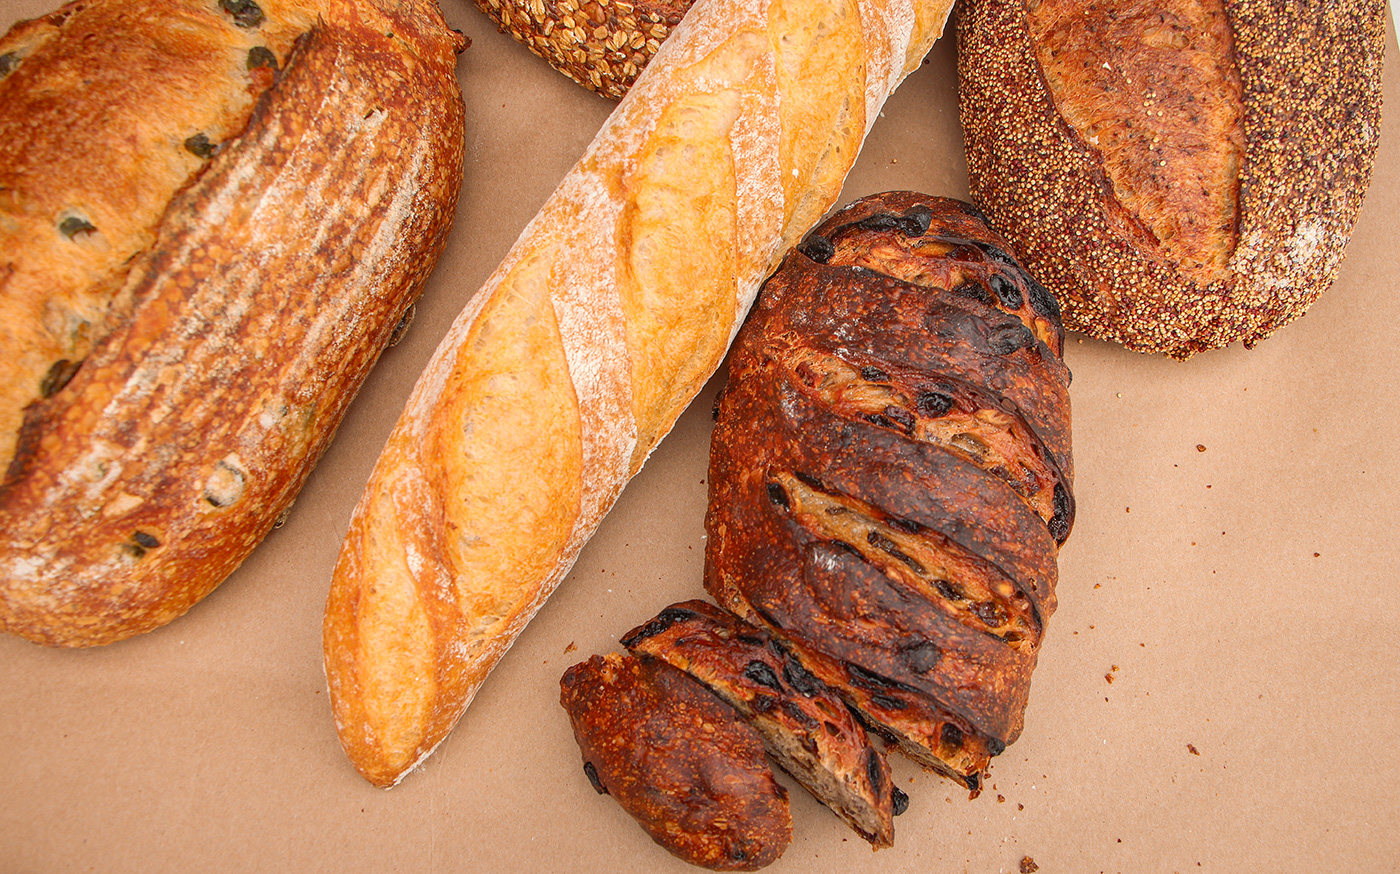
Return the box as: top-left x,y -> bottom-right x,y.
0,0 -> 1388,866
0,0 -> 466,646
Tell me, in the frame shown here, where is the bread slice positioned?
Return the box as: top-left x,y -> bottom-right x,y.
560,651 -> 792,871
622,599 -> 901,847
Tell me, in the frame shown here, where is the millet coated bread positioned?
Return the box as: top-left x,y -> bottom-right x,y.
957,0 -> 1386,359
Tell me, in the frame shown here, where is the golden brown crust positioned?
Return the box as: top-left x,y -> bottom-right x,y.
704,193 -> 1070,790
958,0 -> 1386,359
560,652 -> 792,871
621,599 -> 898,848
323,0 -> 956,789
0,0 -> 321,473
0,0 -> 466,647
1027,0 -> 1244,282
475,0 -> 690,99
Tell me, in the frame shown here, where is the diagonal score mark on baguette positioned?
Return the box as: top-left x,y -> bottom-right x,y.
323,0 -> 957,787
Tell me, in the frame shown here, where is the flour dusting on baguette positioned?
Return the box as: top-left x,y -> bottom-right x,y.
323,0 -> 956,787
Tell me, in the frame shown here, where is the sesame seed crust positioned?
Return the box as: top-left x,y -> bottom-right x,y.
957,0 -> 1385,359
475,0 -> 691,99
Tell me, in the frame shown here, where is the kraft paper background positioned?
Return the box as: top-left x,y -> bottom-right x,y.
2,1 -> 1397,871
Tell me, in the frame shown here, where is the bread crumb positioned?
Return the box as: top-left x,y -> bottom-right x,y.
1020,856 -> 1039,873
1188,744 -> 1200,756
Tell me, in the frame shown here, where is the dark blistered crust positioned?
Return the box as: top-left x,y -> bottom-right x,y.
704,193 -> 1070,789
560,652 -> 792,871
473,0 -> 690,99
957,0 -> 1385,359
0,6 -> 466,647
622,599 -> 897,848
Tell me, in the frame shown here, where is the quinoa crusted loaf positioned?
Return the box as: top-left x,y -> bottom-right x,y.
958,0 -> 1386,359
0,0 -> 466,646
323,0 -> 957,789
704,192 -> 1072,791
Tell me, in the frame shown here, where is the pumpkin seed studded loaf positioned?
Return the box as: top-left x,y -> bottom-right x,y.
0,0 -> 466,646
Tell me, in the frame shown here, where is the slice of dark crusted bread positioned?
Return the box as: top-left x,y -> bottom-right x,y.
622,599 -> 903,847
560,651 -> 792,871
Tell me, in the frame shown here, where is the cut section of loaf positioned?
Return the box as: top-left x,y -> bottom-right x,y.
622,599 -> 900,847
705,193 -> 1071,791
561,651 -> 792,871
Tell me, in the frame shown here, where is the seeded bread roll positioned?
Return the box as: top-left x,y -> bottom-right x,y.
475,0 -> 689,99
561,651 -> 793,871
621,599 -> 902,848
0,0 -> 466,646
957,0 -> 1386,359
705,192 -> 1072,791
323,0 -> 956,789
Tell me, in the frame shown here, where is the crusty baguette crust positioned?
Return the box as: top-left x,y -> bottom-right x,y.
323,0 -> 956,787
0,0 -> 466,646
958,0 -> 1386,359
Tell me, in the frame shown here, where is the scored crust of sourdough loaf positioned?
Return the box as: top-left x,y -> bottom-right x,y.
957,0 -> 1386,359
475,0 -> 691,99
0,0 -> 466,646
323,0 -> 957,788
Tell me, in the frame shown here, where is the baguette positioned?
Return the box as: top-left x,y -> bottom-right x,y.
323,0 -> 957,787
0,0 -> 466,646
956,0 -> 1386,359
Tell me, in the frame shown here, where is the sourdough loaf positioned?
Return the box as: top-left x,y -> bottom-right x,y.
704,192 -> 1072,790
323,0 -> 958,787
957,0 -> 1386,358
0,0 -> 466,646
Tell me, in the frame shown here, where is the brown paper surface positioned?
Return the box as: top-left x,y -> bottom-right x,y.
2,1 -> 1397,871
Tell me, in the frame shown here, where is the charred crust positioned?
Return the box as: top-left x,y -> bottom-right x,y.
619,605 -> 698,648
583,760 -> 607,794
798,234 -> 835,264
